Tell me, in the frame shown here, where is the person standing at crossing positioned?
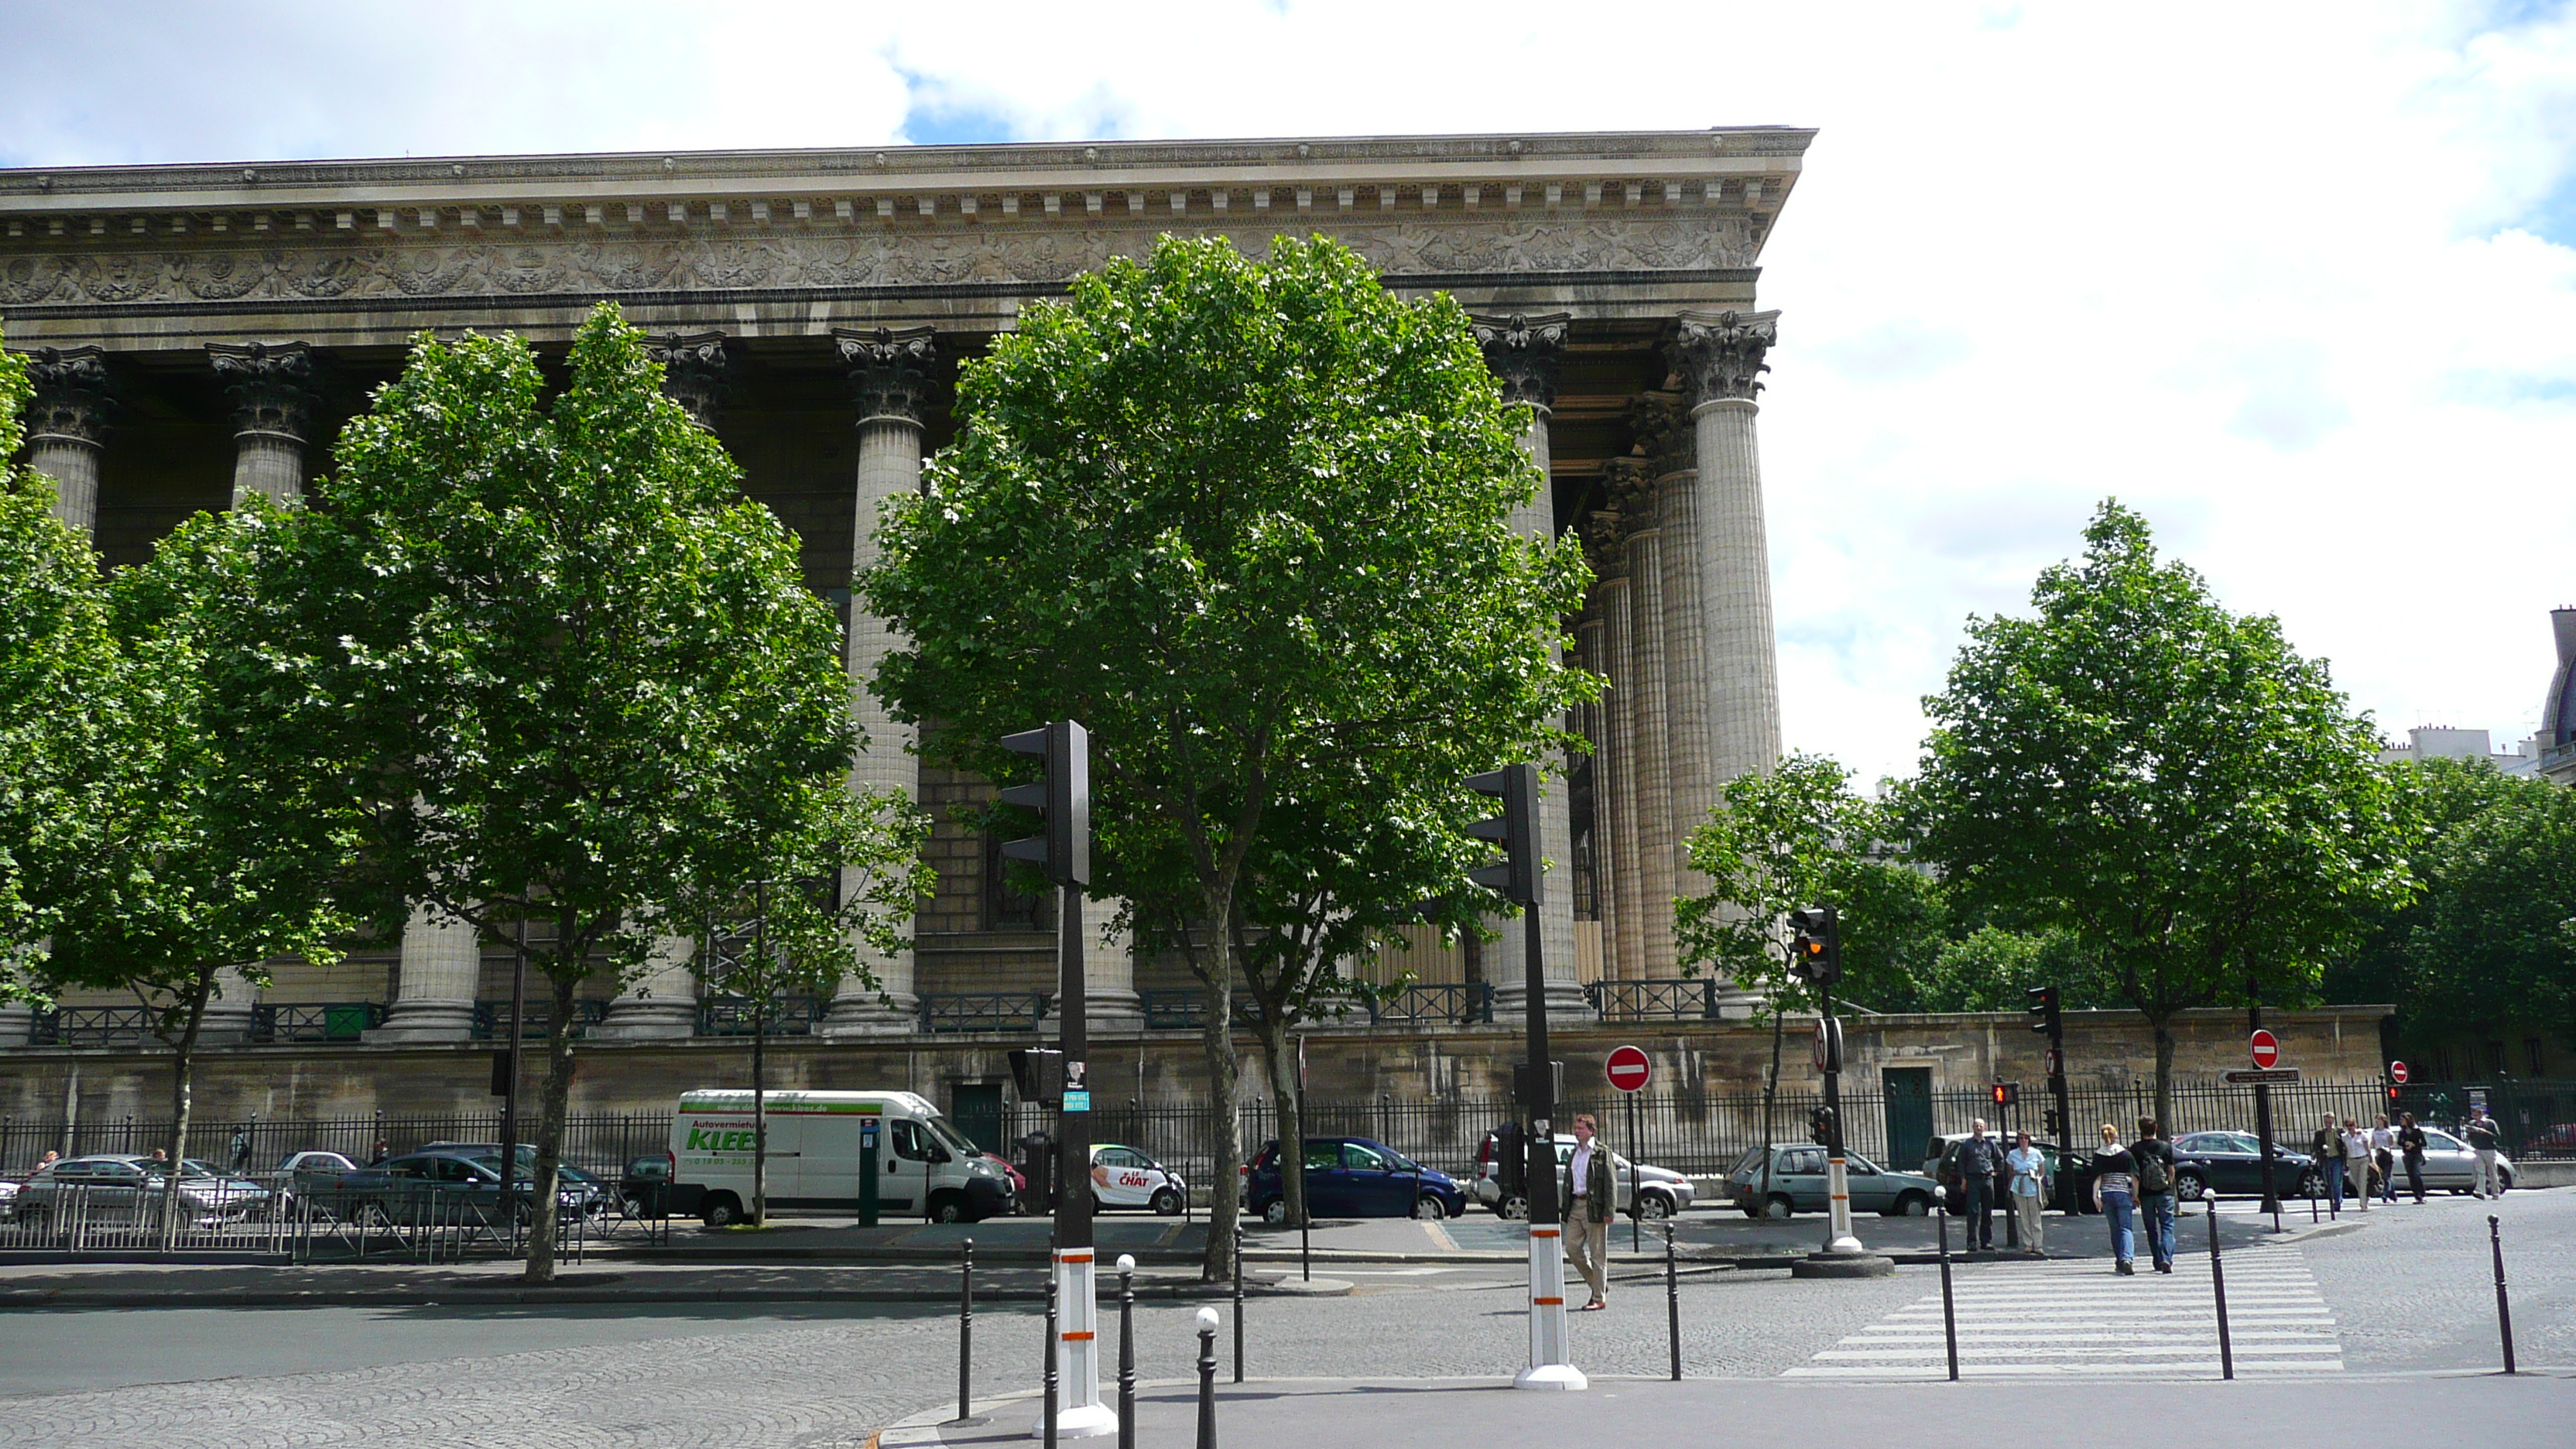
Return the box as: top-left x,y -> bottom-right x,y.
2370,1116 -> 2398,1205
2311,1114 -> 2347,1214
2132,1118 -> 2177,1274
2006,1129 -> 2048,1253
2091,1124 -> 2138,1276
2465,1108 -> 2505,1200
2398,1113 -> 2430,1204
1957,1119 -> 2002,1251
2341,1118 -> 2372,1213
1564,1114 -> 1615,1310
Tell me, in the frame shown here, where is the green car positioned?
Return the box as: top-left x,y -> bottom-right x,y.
1725,1144 -> 1941,1219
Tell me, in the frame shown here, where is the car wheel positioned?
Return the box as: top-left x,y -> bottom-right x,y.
1636,1191 -> 1674,1221
1151,1188 -> 1183,1216
2297,1170 -> 2322,1201
1498,1194 -> 1530,1221
1895,1192 -> 1930,1217
1766,1194 -> 1795,1220
701,1194 -> 742,1229
1259,1197 -> 1289,1226
929,1192 -> 968,1225
1411,1194 -> 1447,1221
2174,1170 -> 2210,1201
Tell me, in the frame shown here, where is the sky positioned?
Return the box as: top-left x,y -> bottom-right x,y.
8,2 -> 2575,783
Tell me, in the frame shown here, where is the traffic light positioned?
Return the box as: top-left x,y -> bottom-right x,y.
1009,1047 -> 1067,1105
1465,762 -> 1540,907
2043,1107 -> 2066,1139
1786,905 -> 1840,986
1991,1081 -> 2019,1109
1808,1105 -> 1837,1146
999,721 -> 1091,889
2026,985 -> 2061,1040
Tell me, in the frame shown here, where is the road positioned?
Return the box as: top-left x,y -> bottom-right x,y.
0,1186 -> 2564,1447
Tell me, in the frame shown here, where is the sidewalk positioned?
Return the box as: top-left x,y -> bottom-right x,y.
879,1372 -> 2576,1449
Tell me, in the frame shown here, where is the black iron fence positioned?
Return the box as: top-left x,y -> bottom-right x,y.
469,999 -> 608,1040
694,995 -> 825,1037
1586,980 -> 1721,1020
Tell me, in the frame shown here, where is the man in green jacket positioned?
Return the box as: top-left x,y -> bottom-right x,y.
1566,1114 -> 1617,1310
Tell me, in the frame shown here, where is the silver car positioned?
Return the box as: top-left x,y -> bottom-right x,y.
12,1154 -> 271,1225
1472,1132 -> 1695,1219
2406,1127 -> 2517,1194
1725,1144 -> 1941,1218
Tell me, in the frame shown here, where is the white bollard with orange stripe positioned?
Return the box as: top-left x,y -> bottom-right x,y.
1516,1223 -> 1587,1389
1053,1246 -> 1115,1437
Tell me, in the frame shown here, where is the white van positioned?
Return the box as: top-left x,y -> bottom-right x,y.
669,1089 -> 1015,1227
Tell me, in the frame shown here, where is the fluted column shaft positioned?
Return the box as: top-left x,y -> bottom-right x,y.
1083,899 -> 1142,1030
370,905 -> 482,1042
600,934 -> 699,1039
1689,399 -> 1782,785
1597,577 -> 1644,981
1574,612 -> 1615,981
823,327 -> 936,1035
1656,464 -> 1713,903
210,341 -> 316,508
16,345 -> 112,538
1622,524 -> 1677,979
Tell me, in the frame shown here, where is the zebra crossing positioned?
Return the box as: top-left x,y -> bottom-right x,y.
1784,1242 -> 2342,1379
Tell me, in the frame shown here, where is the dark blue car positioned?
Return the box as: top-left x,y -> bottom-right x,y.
1245,1136 -> 1465,1223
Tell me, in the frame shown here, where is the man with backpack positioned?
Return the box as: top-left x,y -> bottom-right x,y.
2132,1117 -> 2178,1275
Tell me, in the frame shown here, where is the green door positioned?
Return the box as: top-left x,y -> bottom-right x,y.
951,1083 -> 1005,1156
1882,1067 -> 1934,1175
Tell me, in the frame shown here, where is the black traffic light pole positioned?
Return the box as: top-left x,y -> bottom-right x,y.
1470,762 -> 1581,1391
2030,985 -> 2073,1213
1002,721 -> 1111,1437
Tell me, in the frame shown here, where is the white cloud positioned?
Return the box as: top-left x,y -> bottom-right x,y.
8,1 -> 2576,775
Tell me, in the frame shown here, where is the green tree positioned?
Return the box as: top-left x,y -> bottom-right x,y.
41,505 -> 378,1242
284,305 -> 923,1280
865,235 -> 1591,1276
2393,767 -> 2576,1057
1910,502 -> 2415,1125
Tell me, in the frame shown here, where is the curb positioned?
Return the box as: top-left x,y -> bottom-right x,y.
0,1277 -> 1355,1310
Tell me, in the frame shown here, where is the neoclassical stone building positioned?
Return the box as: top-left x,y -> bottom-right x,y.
1,128 -> 1808,1064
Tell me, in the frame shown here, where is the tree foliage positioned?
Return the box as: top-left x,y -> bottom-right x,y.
864,235 -> 1592,1267
1909,502 -> 2414,1121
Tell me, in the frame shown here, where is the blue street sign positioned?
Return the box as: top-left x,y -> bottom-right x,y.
1062,1089 -> 1091,1113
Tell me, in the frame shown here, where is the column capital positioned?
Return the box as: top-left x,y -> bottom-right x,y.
1469,311 -> 1571,414
14,344 -> 115,446
1667,309 -> 1780,406
646,331 -> 731,430
207,340 -> 317,441
1622,390 -> 1691,476
833,324 -> 939,426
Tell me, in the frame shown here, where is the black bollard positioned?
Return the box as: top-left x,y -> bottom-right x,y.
954,1237 -> 978,1423
1196,1307 -> 1220,1449
1231,1223 -> 1245,1384
1117,1254 -> 1137,1449
1043,1258 -> 1060,1449
1663,1222 -> 1682,1381
2489,1215 -> 2516,1375
1937,1210 -> 1959,1382
2207,1201 -> 2233,1381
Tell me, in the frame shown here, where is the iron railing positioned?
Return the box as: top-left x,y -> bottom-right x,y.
1586,979 -> 1719,1020
470,999 -> 608,1040
250,1002 -> 385,1044
27,1007 -> 159,1048
1365,983 -> 1495,1026
916,992 -> 1053,1034
694,995 -> 826,1037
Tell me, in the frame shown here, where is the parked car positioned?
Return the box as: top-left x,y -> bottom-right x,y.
13,1154 -> 272,1226
0,1174 -> 19,1223
2167,1132 -> 2323,1200
1724,1144 -> 1940,1218
981,1152 -> 1027,1209
1089,1143 -> 1188,1214
1471,1130 -> 1695,1220
332,1149 -> 602,1224
2410,1127 -> 2516,1194
1245,1137 -> 1467,1224
269,1150 -> 362,1214
618,1153 -> 673,1214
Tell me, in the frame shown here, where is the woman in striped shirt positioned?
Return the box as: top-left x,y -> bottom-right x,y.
2091,1123 -> 2138,1276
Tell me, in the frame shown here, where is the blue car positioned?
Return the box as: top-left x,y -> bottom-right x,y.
1245,1136 -> 1465,1224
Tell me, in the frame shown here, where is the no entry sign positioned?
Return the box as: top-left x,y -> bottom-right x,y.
1605,1045 -> 1652,1094
2390,1060 -> 2410,1084
2250,1029 -> 2280,1070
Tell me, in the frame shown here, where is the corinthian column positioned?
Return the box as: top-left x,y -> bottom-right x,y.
820,326 -> 937,1036
1634,393 -> 1715,916
1668,311 -> 1783,788
15,346 -> 113,537
1471,313 -> 1588,1019
369,905 -> 483,1042
207,341 -> 317,507
1614,465 -> 1677,981
647,331 -> 731,431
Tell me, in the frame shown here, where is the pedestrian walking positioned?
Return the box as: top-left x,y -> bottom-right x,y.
2006,1129 -> 2048,1254
1957,1118 -> 2001,1250
2310,1114 -> 2347,1214
2091,1124 -> 2138,1275
228,1128 -> 250,1175
2397,1113 -> 2429,1204
35,1150 -> 57,1170
2465,1108 -> 2504,1200
2341,1119 -> 2372,1213
2370,1116 -> 2397,1205
2132,1117 -> 2177,1274
1564,1113 -> 1614,1310
368,1139 -> 391,1166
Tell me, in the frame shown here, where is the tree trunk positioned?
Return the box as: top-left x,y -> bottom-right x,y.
522,969 -> 580,1283
158,975 -> 214,1250
1195,941 -> 1242,1283
2151,1014 -> 2176,1137
1253,1012 -> 1304,1229
1757,1004 -> 1784,1212
752,992 -> 767,1228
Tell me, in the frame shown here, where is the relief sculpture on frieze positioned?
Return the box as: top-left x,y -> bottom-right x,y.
0,214 -> 1756,311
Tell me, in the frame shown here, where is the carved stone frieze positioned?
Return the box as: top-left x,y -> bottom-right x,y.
833,325 -> 938,425
0,215 -> 1759,310
645,330 -> 730,430
206,340 -> 316,440
1469,311 -> 1571,413
13,344 -> 115,443
1668,309 -> 1780,406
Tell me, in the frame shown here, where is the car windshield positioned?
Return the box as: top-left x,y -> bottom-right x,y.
1728,1146 -> 1766,1177
141,1159 -> 223,1177
924,1115 -> 978,1159
2424,1132 -> 2465,1151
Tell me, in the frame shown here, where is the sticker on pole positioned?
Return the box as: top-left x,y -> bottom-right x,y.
2389,1060 -> 2409,1084
2249,1029 -> 2280,1070
1061,1089 -> 1090,1112
1605,1046 -> 1651,1094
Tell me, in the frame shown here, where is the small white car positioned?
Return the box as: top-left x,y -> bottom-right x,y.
1088,1143 -> 1189,1214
